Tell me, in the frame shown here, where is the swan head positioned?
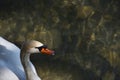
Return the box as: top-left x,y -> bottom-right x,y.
21,40 -> 55,55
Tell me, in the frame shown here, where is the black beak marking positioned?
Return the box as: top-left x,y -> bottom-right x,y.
35,45 -> 47,51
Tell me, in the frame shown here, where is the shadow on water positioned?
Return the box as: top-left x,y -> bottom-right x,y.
31,54 -> 99,80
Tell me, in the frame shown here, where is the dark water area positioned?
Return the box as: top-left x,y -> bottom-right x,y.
31,54 -> 99,80
0,0 -> 120,80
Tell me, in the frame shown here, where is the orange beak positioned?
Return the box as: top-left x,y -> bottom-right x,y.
41,48 -> 55,55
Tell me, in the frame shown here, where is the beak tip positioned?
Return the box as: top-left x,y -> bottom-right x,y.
52,51 -> 55,55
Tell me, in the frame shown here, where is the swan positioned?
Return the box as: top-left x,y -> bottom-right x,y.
0,37 -> 54,80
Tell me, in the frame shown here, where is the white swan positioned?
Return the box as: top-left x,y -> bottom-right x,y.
0,37 -> 54,80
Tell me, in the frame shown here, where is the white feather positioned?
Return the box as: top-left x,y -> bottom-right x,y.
0,37 -> 41,80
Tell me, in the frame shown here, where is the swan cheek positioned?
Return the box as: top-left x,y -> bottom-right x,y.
41,48 -> 55,55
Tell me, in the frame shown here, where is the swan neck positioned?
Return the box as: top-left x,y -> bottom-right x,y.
20,51 -> 36,80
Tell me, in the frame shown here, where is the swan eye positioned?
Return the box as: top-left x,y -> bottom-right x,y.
36,45 -> 54,55
35,45 -> 47,51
